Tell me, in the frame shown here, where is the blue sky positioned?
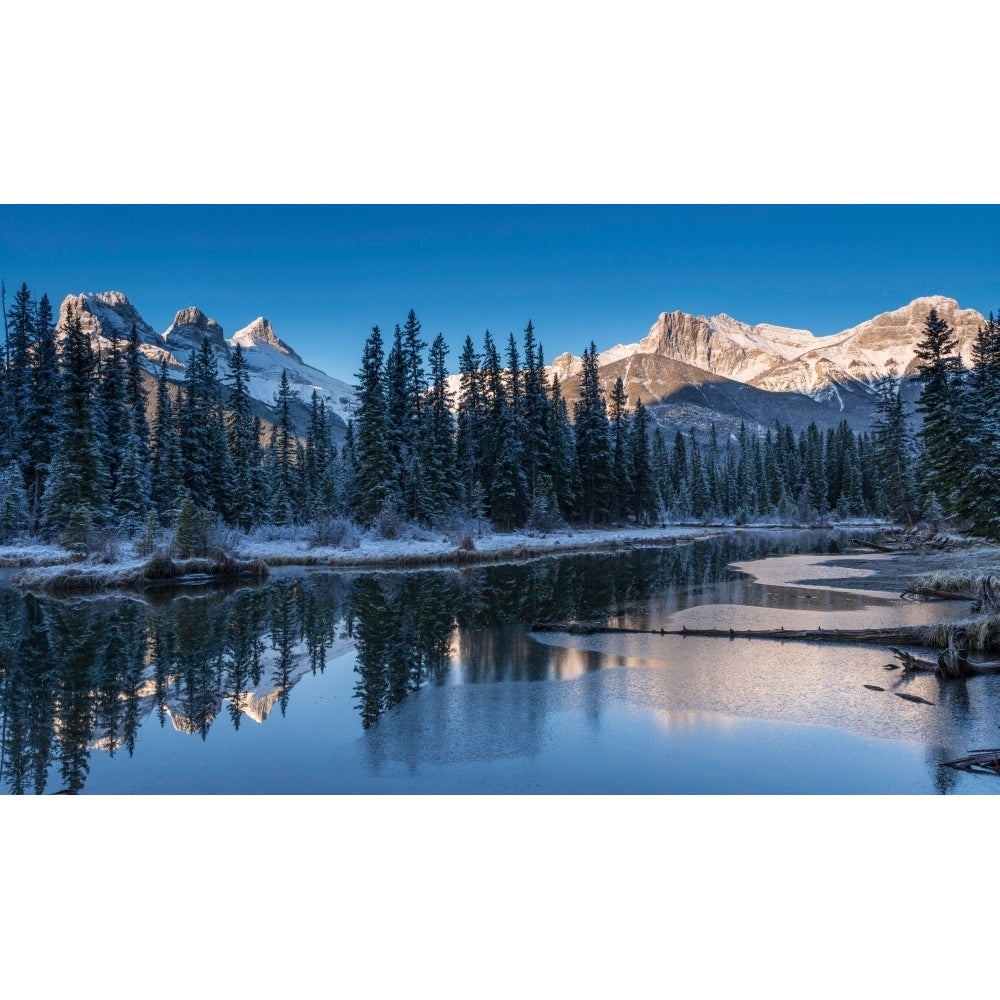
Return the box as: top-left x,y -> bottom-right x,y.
2,205 -> 999,381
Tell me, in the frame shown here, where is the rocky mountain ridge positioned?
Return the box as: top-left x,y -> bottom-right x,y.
548,295 -> 988,438
58,291 -> 355,438
58,290 -> 988,443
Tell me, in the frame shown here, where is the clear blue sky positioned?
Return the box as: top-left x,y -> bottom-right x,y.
2,205 -> 999,381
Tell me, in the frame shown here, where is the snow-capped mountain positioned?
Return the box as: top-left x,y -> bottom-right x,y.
59,291 -> 356,437
549,295 -> 988,436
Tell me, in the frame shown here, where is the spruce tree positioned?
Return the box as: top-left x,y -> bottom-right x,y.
414,332 -> 456,523
871,376 -> 915,525
351,326 -> 395,525
609,376 -> 632,521
150,359 -> 184,515
913,307 -> 965,513
954,312 -> 1000,535
41,304 -> 111,539
225,343 -> 259,529
24,294 -> 59,528
573,343 -> 613,525
456,335 -> 485,514
629,399 -> 660,524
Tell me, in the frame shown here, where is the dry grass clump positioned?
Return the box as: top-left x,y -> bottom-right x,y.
16,550 -> 269,593
911,571 -> 981,594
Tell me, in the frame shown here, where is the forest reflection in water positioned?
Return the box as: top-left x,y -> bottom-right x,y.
0,529 -> 920,794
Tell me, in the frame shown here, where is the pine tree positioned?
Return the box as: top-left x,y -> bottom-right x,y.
954,312 -> 1000,535
2,282 -> 34,471
414,332 -> 456,523
96,330 -> 131,511
456,335 -> 485,513
609,376 -> 633,521
573,343 -> 613,525
871,376 -> 916,525
351,326 -> 396,524
41,304 -> 111,538
547,374 -> 578,519
225,343 -> 259,529
124,322 -> 150,446
270,369 -> 300,523
150,360 -> 184,515
629,399 -> 660,524
521,322 -> 551,500
23,293 -> 58,527
0,462 -> 28,542
913,307 -> 966,513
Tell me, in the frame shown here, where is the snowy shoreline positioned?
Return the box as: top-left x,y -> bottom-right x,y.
1,520 -> 889,591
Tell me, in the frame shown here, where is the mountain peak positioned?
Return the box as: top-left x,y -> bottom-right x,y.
163,306 -> 228,356
230,317 -> 302,363
58,290 -> 163,349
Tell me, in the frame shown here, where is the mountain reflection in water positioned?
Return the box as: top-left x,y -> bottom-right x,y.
1,529 -> 995,794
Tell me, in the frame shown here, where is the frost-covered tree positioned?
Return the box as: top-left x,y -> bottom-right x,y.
350,326 -> 395,524
913,307 -> 966,513
41,304 -> 110,538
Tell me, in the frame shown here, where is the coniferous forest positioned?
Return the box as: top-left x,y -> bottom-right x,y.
2,281 -> 998,550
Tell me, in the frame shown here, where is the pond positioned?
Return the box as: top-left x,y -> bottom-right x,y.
1,528 -> 996,794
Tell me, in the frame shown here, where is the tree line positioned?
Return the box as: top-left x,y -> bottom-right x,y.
1,281 -> 995,547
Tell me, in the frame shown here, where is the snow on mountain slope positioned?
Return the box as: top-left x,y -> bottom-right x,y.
57,292 -> 357,432
59,291 -> 180,370
552,296 -> 987,410
228,317 -> 356,426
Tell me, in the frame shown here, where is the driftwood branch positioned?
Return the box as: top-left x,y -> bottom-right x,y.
943,750 -> 1000,775
532,622 -> 938,646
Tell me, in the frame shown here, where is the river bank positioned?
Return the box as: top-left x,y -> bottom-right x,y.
3,520 -> 889,591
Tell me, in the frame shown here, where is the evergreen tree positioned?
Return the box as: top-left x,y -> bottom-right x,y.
150,360 -> 183,515
270,369 -> 299,524
123,322 -> 150,446
96,330 -> 131,511
456,335 -> 485,513
609,376 -> 633,521
414,332 -> 456,523
23,294 -> 59,527
351,326 -> 395,524
871,376 -> 916,525
0,462 -> 28,542
41,304 -> 110,538
547,374 -> 578,519
2,282 -> 34,470
225,343 -> 259,529
629,399 -> 660,524
955,312 -> 1000,534
521,322 -> 551,500
573,343 -> 613,524
913,307 -> 965,513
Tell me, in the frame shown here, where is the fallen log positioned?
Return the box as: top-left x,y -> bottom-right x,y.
900,587 -> 975,602
943,749 -> 1000,775
531,622 -> 941,646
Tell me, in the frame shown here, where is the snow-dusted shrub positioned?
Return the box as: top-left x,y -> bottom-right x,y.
309,515 -> 360,549
207,519 -> 244,555
0,463 -> 28,544
88,526 -> 125,564
174,494 -> 212,558
373,503 -> 407,541
246,522 -> 301,544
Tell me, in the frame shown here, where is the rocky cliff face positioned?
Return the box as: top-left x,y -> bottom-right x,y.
56,291 -> 355,438
163,306 -> 230,358
550,295 -> 989,437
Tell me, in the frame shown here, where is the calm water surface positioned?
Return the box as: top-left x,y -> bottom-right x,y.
1,529 -> 996,794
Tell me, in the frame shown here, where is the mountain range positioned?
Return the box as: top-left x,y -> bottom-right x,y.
59,290 -> 988,441
548,294 -> 987,438
58,291 -> 355,439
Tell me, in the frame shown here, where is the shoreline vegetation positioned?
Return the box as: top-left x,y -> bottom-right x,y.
2,519 -> 885,593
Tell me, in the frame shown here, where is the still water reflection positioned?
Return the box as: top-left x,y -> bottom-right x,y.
1,530 -> 996,793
